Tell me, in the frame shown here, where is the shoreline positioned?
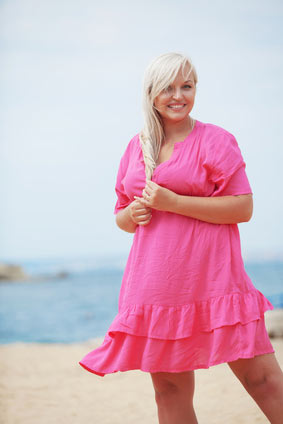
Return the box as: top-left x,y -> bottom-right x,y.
1,307 -> 282,346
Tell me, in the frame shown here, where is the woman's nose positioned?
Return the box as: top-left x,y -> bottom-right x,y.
172,87 -> 182,99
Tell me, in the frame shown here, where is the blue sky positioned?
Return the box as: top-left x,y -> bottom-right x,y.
1,0 -> 283,261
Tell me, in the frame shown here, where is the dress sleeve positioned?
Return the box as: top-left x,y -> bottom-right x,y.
113,143 -> 132,215
204,131 -> 253,197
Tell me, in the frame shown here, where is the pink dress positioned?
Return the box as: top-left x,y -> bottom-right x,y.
79,119 -> 274,377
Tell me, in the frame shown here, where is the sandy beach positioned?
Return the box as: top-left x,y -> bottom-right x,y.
0,336 -> 282,423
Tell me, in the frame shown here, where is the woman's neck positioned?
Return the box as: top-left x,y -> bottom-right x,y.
162,116 -> 193,144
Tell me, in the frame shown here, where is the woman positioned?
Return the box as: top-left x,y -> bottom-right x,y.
79,52 -> 283,423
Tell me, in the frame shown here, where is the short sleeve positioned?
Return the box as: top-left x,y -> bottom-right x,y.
204,130 -> 253,197
113,142 -> 132,214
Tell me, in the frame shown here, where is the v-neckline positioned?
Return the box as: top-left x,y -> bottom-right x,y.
152,119 -> 199,175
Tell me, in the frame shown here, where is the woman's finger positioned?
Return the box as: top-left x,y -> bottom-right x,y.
133,201 -> 151,212
138,212 -> 151,220
142,189 -> 151,199
134,196 -> 143,202
134,195 -> 149,206
138,216 -> 152,225
145,183 -> 154,193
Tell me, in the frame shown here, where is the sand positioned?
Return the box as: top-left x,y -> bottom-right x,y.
0,337 -> 282,424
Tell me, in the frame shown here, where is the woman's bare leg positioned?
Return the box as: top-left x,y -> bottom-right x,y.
228,352 -> 283,423
150,370 -> 198,424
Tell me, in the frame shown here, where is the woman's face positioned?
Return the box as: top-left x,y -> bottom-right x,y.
153,65 -> 196,125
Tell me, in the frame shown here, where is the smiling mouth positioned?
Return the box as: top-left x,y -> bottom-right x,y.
168,104 -> 186,109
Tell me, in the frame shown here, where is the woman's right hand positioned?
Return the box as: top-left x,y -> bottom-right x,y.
129,199 -> 152,226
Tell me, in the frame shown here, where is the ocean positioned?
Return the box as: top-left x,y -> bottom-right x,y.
0,257 -> 282,344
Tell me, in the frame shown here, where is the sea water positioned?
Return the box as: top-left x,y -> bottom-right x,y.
0,257 -> 282,344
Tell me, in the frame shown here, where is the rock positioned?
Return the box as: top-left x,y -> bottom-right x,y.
53,271 -> 69,279
265,309 -> 283,338
0,264 -> 69,282
0,263 -> 29,281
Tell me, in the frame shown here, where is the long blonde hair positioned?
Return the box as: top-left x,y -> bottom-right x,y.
140,52 -> 198,180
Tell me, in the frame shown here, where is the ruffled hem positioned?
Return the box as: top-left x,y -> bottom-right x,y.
107,289 -> 273,340
79,316 -> 275,377
79,289 -> 274,377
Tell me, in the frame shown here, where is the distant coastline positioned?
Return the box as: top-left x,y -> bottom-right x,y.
0,262 -> 69,282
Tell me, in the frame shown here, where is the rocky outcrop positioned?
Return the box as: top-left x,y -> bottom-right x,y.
265,309 -> 283,338
0,263 -> 30,281
0,263 -> 70,282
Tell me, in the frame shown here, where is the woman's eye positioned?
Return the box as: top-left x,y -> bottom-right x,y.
163,86 -> 172,93
183,84 -> 192,89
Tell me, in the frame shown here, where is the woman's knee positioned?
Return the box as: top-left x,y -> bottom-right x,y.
243,369 -> 279,400
228,353 -> 283,399
151,373 -> 179,398
150,370 -> 195,401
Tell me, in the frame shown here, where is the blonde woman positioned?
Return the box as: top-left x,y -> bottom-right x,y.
79,53 -> 283,423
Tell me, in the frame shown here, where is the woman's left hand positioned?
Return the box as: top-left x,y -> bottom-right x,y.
134,180 -> 177,212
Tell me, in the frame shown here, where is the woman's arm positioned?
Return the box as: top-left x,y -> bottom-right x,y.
115,200 -> 152,233
135,180 -> 253,225
115,205 -> 137,233
169,193 -> 253,224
